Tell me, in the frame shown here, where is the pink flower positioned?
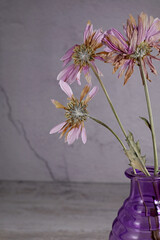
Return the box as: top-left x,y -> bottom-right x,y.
102,12 -> 160,84
57,21 -> 106,85
50,81 -> 98,144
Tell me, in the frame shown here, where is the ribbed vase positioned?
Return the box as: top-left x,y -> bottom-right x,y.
109,167 -> 160,240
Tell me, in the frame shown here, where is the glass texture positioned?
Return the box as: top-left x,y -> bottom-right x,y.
109,167 -> 160,240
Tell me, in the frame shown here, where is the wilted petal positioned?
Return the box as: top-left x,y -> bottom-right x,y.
129,28 -> 138,53
109,28 -> 128,50
149,54 -> 160,61
145,56 -> 157,74
124,59 -> 134,85
87,86 -> 99,100
50,122 -> 67,134
93,29 -> 104,43
137,12 -> 148,45
148,31 -> 160,43
51,99 -> 65,109
80,85 -> 90,101
118,60 -> 130,78
142,57 -> 151,81
103,46 -> 113,52
128,14 -> 137,27
84,21 -> 93,43
94,55 -> 105,61
83,65 -> 91,84
103,34 -> 122,52
146,18 -> 160,41
126,14 -> 137,41
59,80 -> 73,98
81,127 -> 87,144
91,29 -> 104,49
148,15 -> 154,28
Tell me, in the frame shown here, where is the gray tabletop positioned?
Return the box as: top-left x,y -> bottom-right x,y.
0,181 -> 129,240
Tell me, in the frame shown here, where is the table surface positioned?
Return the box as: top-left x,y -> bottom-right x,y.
0,181 -> 129,240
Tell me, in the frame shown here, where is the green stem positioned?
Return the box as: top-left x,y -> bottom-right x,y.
89,116 -> 126,150
88,62 -> 127,138
89,62 -> 150,176
138,57 -> 158,175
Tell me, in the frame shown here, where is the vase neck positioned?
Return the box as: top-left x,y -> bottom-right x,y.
130,177 -> 160,202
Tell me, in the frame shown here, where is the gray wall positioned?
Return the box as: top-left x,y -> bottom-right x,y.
1,0 -> 160,182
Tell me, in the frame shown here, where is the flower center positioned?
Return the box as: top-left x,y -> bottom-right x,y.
72,44 -> 95,67
131,42 -> 151,59
65,98 -> 88,125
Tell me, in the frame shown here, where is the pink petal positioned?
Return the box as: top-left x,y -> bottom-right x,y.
49,122 -> 66,134
102,35 -> 121,52
88,86 -> 99,100
67,128 -> 77,144
109,28 -> 128,49
59,80 -> 73,98
76,126 -> 81,140
76,71 -> 81,85
146,18 -> 160,41
103,46 -> 113,53
60,45 -> 77,61
83,65 -> 89,75
92,29 -> 104,44
81,127 -> 87,144
84,21 -> 93,43
57,64 -> 75,81
83,65 -> 91,84
118,60 -> 130,78
94,56 -> 105,61
111,28 -> 127,42
66,66 -> 80,84
148,31 -> 160,43
62,57 -> 72,67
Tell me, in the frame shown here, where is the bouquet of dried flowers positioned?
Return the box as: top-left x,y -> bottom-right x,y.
50,12 -> 160,176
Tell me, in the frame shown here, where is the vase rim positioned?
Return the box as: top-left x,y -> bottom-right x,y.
125,166 -> 160,180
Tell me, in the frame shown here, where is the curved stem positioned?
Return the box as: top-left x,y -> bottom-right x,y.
138,57 -> 158,175
89,116 -> 126,150
88,62 -> 127,138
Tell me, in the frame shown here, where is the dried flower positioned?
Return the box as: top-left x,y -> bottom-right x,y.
102,12 -> 160,84
57,21 -> 106,85
50,80 -> 98,144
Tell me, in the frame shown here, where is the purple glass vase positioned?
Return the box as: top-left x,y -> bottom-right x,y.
109,167 -> 160,240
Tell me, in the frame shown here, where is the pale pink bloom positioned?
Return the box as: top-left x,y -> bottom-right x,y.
57,21 -> 106,85
102,12 -> 160,84
50,81 -> 98,144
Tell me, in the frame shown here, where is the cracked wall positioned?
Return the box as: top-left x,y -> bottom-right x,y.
0,0 -> 160,182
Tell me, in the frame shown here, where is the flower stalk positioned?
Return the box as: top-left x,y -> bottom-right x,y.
89,61 -> 150,176
88,62 -> 127,138
89,116 -> 126,150
138,57 -> 159,175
